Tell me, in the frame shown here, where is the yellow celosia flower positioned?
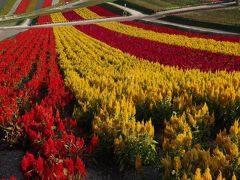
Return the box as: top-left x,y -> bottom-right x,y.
232,173 -> 237,180
230,120 -> 240,136
202,168 -> 212,180
114,138 -> 120,146
193,168 -> 202,180
173,156 -> 182,171
216,171 -> 225,180
181,173 -> 188,180
227,142 -> 239,157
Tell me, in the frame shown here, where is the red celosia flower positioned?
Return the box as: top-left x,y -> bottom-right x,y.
70,119 -> 77,127
42,138 -> 57,157
64,158 -> 75,175
91,133 -> 99,147
52,163 -> 65,179
75,156 -> 87,177
35,156 -> 44,175
76,137 -> 84,149
58,121 -> 65,131
9,177 -> 17,180
21,152 -> 34,172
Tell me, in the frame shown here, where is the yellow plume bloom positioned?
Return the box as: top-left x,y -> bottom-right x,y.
202,168 -> 212,180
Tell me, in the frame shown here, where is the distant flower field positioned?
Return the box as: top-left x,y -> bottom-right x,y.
0,4 -> 240,180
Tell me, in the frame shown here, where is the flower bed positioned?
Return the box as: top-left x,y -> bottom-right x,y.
41,0 -> 52,8
0,28 -> 97,179
50,12 -> 240,179
15,0 -> 31,14
62,10 -> 240,72
87,5 -> 240,42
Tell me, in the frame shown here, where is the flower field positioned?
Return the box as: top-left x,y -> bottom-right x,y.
1,4 -> 240,180
14,0 -> 53,15
41,0 -> 53,8
15,0 -> 31,14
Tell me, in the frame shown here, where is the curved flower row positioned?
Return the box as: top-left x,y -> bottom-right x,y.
62,10 -> 240,72
88,5 -> 240,42
0,28 -> 95,179
41,0 -> 53,8
74,8 -> 240,56
38,14 -> 52,24
15,0 -> 31,14
51,13 -> 240,176
52,13 -> 156,166
88,5 -> 119,17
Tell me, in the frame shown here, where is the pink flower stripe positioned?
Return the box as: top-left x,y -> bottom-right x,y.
63,11 -> 240,72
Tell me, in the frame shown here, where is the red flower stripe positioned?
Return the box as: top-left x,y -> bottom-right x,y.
122,21 -> 240,43
41,0 -> 52,8
38,15 -> 52,24
88,5 -> 119,17
15,0 -> 31,14
0,28 -> 97,178
63,11 -> 240,72
88,5 -> 240,42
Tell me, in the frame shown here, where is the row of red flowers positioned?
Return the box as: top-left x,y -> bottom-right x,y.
62,11 -> 240,72
15,0 -> 31,14
0,28 -> 98,179
88,5 -> 119,17
38,15 -> 52,24
88,5 -> 240,42
41,0 -> 53,8
38,0 -> 53,24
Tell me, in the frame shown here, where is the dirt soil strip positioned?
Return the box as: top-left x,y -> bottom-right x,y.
0,150 -> 24,179
0,19 -> 31,41
0,29 -> 26,41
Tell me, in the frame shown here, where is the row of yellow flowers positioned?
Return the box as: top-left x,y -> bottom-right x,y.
51,12 -> 240,177
51,13 -> 156,166
74,8 -> 240,56
162,112 -> 240,179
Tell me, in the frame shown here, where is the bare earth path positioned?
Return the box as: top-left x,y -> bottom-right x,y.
0,19 -> 31,41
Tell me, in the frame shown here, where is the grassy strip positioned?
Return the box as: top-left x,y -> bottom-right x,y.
114,0 -> 211,12
0,0 -> 17,16
160,15 -> 240,33
0,0 -> 114,26
176,7 -> 240,26
114,0 -> 154,14
99,3 -> 131,16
